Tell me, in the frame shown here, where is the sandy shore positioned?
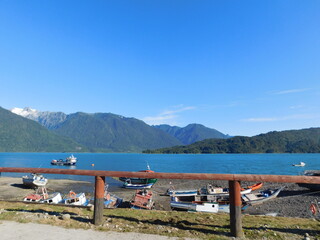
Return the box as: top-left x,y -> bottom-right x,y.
0,176 -> 319,218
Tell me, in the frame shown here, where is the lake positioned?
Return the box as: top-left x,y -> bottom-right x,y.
0,153 -> 319,182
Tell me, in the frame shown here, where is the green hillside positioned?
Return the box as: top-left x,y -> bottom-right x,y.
144,128 -> 320,153
154,123 -> 229,145
52,112 -> 181,152
0,107 -> 86,152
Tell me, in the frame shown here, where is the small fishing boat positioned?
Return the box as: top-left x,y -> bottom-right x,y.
51,154 -> 77,166
123,180 -> 154,189
242,187 -> 283,206
170,196 -> 219,213
61,191 -> 87,206
298,170 -> 320,190
167,183 -> 259,197
104,185 -> 123,208
119,164 -> 158,188
23,187 -> 62,204
22,173 -> 48,188
130,189 -> 154,210
292,162 -> 306,167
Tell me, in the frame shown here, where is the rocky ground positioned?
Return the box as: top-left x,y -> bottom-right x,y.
1,176 -> 320,219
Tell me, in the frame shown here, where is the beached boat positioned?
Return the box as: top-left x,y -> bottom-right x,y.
292,162 -> 306,167
119,164 -> 158,188
170,196 -> 219,213
298,170 -> 320,190
103,185 -> 123,208
61,191 -> 87,206
242,182 -> 263,191
167,183 -> 260,197
23,187 -> 62,204
123,181 -> 154,189
22,173 -> 48,188
130,189 -> 154,210
51,154 -> 77,166
241,187 -> 283,206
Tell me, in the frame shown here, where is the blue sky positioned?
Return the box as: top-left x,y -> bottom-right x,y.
0,1 -> 320,136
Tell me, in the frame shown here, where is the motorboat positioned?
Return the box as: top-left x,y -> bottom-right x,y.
51,154 -> 77,166
292,162 -> 306,167
22,173 -> 48,188
130,189 -> 154,210
23,187 -> 62,204
61,191 -> 87,206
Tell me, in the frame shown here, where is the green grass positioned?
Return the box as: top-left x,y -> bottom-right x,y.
0,201 -> 319,239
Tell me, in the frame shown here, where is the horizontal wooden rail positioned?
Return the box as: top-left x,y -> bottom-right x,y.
0,167 -> 319,184
1,167 -> 319,238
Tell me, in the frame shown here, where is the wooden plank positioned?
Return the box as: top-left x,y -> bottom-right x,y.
229,180 -> 243,238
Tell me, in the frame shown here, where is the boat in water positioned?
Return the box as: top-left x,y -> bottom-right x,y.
22,173 -> 48,188
51,154 -> 77,166
130,189 -> 154,210
292,162 -> 306,167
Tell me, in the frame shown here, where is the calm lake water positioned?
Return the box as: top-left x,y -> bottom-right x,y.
0,153 -> 319,182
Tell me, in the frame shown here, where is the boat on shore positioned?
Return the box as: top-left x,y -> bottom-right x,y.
22,173 -> 48,188
298,170 -> 320,190
130,189 -> 154,210
167,183 -> 262,197
51,154 -> 77,166
241,187 -> 283,206
23,187 -> 62,204
170,196 -> 219,213
61,191 -> 87,206
120,164 -> 157,189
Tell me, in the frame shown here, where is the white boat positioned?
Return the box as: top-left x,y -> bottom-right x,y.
51,154 -> 77,166
40,192 -> 63,204
22,173 -> 48,188
61,191 -> 87,206
170,196 -> 219,213
241,188 -> 283,206
292,162 -> 306,167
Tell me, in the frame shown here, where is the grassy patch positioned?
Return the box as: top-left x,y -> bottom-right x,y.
0,201 -> 319,239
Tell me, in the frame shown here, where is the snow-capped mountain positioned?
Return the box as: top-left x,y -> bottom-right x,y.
11,107 -> 67,129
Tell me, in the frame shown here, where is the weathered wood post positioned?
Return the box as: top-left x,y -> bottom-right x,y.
229,180 -> 243,237
93,175 -> 105,225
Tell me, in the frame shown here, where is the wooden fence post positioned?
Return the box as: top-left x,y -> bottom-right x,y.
93,176 -> 105,225
229,180 -> 243,238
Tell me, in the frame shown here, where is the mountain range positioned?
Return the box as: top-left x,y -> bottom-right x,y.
144,128 -> 320,154
6,107 -> 229,152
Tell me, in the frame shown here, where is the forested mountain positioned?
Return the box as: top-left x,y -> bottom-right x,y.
0,107 -> 86,152
144,128 -> 320,154
51,112 -> 181,152
153,124 -> 229,145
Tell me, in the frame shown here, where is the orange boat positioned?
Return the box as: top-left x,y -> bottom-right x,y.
130,189 -> 154,210
242,182 -> 263,191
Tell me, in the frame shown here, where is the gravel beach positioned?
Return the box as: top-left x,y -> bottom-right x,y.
0,176 -> 319,219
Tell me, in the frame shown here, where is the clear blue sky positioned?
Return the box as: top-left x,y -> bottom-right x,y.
1,1 -> 320,136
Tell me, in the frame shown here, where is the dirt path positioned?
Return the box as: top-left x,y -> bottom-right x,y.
0,220 -> 187,240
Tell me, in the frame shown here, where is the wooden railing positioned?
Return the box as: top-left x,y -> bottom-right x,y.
1,167 -> 320,237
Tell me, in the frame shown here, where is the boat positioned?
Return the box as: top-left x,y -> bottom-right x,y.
298,170 -> 320,190
123,181 -> 154,189
292,162 -> 306,167
22,173 -> 48,188
104,184 -> 123,208
241,187 -> 283,206
130,189 -> 154,210
119,164 -> 158,188
241,182 -> 263,191
170,196 -> 219,213
61,191 -> 88,206
51,154 -> 77,166
23,187 -> 62,204
167,183 -> 256,197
